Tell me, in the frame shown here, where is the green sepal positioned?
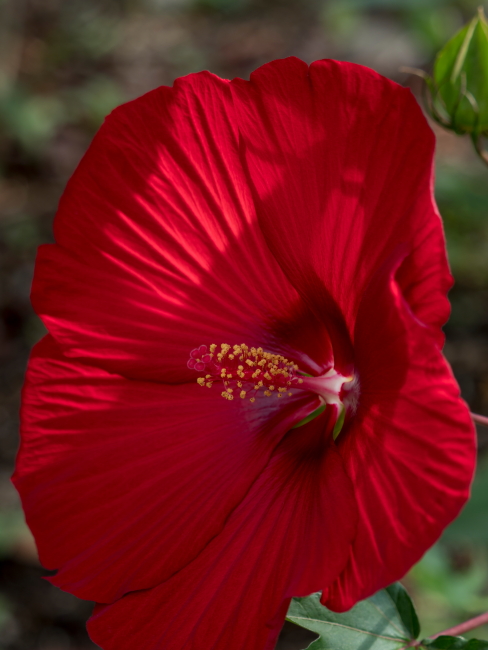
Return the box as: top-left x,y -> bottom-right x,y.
432,7 -> 488,135
332,406 -> 346,440
292,404 -> 326,429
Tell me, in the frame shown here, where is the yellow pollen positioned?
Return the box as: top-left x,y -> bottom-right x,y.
195,343 -> 301,406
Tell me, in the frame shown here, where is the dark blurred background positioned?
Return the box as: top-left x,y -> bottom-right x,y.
1,0 -> 488,648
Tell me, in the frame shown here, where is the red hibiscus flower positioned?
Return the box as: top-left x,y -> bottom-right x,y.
13,57 -> 475,650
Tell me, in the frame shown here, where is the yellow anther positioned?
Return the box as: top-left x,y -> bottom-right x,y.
197,378 -> 205,386
288,392 -> 293,396
203,342 -> 300,405
298,378 -> 303,384
250,397 -> 256,403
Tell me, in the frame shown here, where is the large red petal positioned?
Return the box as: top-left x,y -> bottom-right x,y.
87,411 -> 357,650
231,57 -> 452,366
13,335 -> 318,603
321,251 -> 476,611
33,70 -> 332,381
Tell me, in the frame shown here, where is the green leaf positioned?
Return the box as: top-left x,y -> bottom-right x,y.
385,583 -> 421,639
423,636 -> 488,649
287,584 -> 418,650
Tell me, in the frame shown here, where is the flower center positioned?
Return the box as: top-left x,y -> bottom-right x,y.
187,344 -> 356,418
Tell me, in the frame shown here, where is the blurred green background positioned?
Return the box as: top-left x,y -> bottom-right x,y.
0,0 -> 487,648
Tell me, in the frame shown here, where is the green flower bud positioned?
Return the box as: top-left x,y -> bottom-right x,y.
430,7 -> 488,136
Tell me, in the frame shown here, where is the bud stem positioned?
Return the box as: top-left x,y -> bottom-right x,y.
429,610 -> 488,639
471,133 -> 488,167
471,411 -> 488,427
406,610 -> 488,647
